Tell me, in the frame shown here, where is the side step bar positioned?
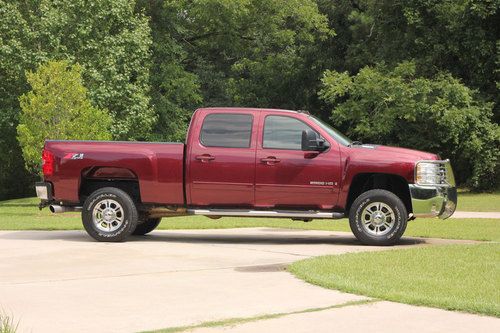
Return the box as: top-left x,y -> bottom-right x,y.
187,208 -> 344,219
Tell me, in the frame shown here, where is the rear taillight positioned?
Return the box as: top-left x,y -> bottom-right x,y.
42,149 -> 54,176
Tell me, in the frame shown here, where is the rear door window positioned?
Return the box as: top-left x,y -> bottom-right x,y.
200,113 -> 253,148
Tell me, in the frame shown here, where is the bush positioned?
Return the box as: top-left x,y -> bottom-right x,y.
319,61 -> 500,190
17,60 -> 112,173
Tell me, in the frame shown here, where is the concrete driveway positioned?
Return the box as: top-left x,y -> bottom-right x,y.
0,228 -> 497,333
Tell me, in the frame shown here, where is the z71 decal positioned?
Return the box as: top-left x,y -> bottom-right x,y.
63,153 -> 84,160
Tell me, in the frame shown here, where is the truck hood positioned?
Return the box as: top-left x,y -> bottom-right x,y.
351,144 -> 439,162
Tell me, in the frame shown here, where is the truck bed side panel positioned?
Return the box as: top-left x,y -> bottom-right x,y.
44,141 -> 185,205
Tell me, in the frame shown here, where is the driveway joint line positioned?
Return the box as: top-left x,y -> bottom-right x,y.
0,261 -> 298,286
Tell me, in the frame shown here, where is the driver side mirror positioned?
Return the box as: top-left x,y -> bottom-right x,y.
301,130 -> 328,152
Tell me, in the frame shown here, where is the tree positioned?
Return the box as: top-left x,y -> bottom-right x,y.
138,0 -> 333,142
137,0 -> 203,142
319,61 -> 500,190
17,61 -> 112,172
0,0 -> 39,199
1,0 -> 499,197
319,0 -> 500,119
30,0 -> 155,140
0,0 -> 152,199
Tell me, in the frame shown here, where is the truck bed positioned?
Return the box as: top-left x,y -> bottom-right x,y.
44,140 -> 185,205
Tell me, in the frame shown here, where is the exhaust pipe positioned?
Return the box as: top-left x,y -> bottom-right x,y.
49,205 -> 82,214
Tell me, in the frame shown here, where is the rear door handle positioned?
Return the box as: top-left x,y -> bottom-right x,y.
195,154 -> 215,162
261,157 -> 280,165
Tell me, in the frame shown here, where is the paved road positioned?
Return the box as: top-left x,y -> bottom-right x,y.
0,228 -> 497,333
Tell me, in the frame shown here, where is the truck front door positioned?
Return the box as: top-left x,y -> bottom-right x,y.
187,111 -> 258,206
255,113 -> 341,210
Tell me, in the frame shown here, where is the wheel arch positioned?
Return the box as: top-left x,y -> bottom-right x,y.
79,166 -> 141,204
346,173 -> 412,215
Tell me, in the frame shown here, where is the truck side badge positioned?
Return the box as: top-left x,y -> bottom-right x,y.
63,153 -> 84,160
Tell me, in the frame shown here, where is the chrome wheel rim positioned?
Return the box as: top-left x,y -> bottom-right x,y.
92,199 -> 124,232
361,202 -> 395,236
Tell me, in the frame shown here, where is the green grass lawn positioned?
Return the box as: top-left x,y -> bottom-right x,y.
289,243 -> 500,317
457,189 -> 500,212
1,197 -> 499,241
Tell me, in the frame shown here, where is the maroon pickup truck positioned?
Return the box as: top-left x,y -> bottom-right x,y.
36,107 -> 457,244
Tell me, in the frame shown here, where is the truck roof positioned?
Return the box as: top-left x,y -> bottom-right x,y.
196,107 -> 306,114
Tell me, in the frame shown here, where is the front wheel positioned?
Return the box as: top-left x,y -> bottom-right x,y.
82,187 -> 139,242
349,189 -> 408,246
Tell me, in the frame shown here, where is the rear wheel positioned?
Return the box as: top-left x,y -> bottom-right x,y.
133,218 -> 161,236
349,189 -> 408,246
82,187 -> 138,242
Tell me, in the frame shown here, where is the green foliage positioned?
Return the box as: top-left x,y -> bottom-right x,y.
0,0 -> 153,199
319,62 -> 500,190
30,0 -> 154,140
137,0 -> 203,142
140,0 -> 333,119
336,0 -> 499,93
1,0 -> 499,197
17,61 -> 112,172
221,0 -> 333,108
0,0 -> 153,140
0,0 -> 39,199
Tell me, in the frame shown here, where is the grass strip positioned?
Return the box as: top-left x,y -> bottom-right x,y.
1,197 -> 499,241
141,299 -> 378,333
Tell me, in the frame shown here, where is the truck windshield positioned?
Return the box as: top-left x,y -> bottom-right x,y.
308,115 -> 352,146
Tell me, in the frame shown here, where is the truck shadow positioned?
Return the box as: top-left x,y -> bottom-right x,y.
135,232 -> 427,246
0,229 -> 427,246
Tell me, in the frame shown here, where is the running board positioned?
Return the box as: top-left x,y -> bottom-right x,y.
187,209 -> 344,219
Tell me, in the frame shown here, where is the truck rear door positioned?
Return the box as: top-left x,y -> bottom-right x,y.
186,110 -> 258,206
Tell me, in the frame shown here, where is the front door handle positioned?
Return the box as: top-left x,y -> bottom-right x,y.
261,157 -> 280,165
195,154 -> 215,162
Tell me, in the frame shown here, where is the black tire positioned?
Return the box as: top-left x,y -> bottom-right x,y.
82,187 -> 138,242
349,189 -> 408,246
132,218 -> 161,236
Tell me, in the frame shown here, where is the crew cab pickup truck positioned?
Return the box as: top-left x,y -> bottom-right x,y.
36,107 -> 457,244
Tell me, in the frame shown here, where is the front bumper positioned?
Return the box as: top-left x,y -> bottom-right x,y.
409,184 -> 457,219
409,159 -> 457,219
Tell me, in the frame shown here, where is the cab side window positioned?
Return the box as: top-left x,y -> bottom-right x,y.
200,113 -> 253,148
263,115 -> 316,150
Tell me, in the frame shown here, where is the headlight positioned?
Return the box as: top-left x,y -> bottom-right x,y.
415,161 -> 446,185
